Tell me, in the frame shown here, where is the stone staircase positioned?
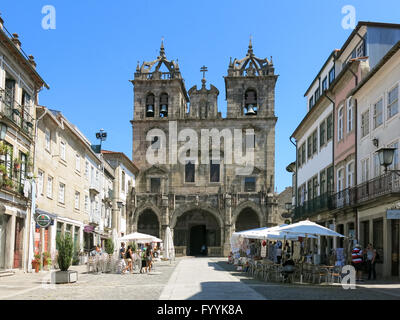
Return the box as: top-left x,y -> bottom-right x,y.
0,270 -> 15,277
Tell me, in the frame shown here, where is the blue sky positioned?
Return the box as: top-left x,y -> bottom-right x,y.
1,0 -> 399,192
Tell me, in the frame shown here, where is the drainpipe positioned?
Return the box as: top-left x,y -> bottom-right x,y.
25,106 -> 48,273
289,136 -> 297,208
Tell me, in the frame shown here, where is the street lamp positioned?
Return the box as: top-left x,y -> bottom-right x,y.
95,128 -> 107,150
376,147 -> 396,173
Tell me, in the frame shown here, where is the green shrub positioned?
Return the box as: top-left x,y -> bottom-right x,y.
105,238 -> 114,255
56,234 -> 74,271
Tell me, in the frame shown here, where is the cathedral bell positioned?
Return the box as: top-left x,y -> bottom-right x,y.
160,104 -> 168,116
146,105 -> 154,117
245,105 -> 257,115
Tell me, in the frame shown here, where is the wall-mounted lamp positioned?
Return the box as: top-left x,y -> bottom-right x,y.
372,138 -> 379,148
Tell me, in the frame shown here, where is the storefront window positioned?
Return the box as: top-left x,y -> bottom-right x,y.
56,222 -> 62,250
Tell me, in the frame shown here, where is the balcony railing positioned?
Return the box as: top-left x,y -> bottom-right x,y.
0,88 -> 34,137
0,175 -> 25,197
294,171 -> 400,220
293,193 -> 331,220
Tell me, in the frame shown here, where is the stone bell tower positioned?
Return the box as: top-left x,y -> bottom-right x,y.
225,38 -> 277,118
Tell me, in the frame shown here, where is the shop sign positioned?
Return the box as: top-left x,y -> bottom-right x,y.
84,225 -> 95,233
387,209 -> 400,220
36,214 -> 51,228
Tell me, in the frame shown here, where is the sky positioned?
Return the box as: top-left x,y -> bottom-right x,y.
1,0 -> 399,192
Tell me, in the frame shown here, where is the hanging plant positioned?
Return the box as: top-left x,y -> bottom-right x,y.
13,157 -> 21,171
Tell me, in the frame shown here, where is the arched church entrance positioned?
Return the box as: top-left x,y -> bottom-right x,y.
137,209 -> 160,238
235,208 -> 260,232
173,210 -> 221,256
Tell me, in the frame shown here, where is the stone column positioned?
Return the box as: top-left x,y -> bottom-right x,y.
5,214 -> 16,269
223,194 -> 232,256
160,195 -> 169,241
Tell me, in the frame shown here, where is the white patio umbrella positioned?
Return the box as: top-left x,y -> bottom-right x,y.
118,232 -> 160,242
164,227 -> 175,261
277,220 -> 345,238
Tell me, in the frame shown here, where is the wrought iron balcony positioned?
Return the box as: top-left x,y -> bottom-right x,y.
0,174 -> 26,197
0,88 -> 34,138
293,193 -> 331,220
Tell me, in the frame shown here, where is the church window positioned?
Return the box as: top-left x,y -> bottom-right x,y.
244,177 -> 256,192
210,160 -> 220,183
185,161 -> 195,183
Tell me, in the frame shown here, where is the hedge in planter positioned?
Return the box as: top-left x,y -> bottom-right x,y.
53,234 -> 77,284
105,238 -> 114,255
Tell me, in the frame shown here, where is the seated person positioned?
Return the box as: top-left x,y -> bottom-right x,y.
282,254 -> 295,282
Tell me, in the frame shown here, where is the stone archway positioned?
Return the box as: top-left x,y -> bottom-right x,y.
234,207 -> 261,232
137,209 -> 160,238
232,201 -> 264,232
172,207 -> 222,256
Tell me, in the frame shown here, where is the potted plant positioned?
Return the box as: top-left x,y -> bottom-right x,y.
4,178 -> 14,190
43,252 -> 52,270
31,253 -> 41,273
13,157 -> 21,171
72,249 -> 80,266
105,238 -> 114,255
52,234 -> 77,284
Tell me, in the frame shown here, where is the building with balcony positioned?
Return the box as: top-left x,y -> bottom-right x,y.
290,21 -> 400,266
351,41 -> 400,278
0,17 -> 48,271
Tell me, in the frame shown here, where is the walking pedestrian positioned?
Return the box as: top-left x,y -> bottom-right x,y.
146,244 -> 153,272
123,245 -> 134,274
351,243 -> 364,282
366,243 -> 377,280
140,246 -> 147,273
119,242 -> 127,274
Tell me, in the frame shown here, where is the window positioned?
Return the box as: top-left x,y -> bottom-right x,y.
347,97 -> 353,132
91,166 -> 94,185
121,171 -> 126,192
314,87 -> 320,104
150,178 -> 161,193
309,96 -> 314,110
320,170 -> 326,195
307,180 -> 312,201
388,85 -> 399,119
47,176 -> 53,198
84,195 -> 89,212
45,128 -> 51,151
307,136 -> 312,159
56,222 -> 62,249
312,176 -> 318,198
244,177 -> 256,192
327,114 -> 333,141
85,161 -> 89,179
4,142 -> 13,178
338,106 -> 344,141
185,161 -> 195,183
298,145 -> 302,167
373,219 -> 384,264
301,143 -> 306,165
388,142 -> 399,170
58,183 -> 65,204
361,110 -> 370,137
373,153 -> 382,178
356,41 -> 365,58
361,158 -> 370,183
337,168 -> 344,192
5,78 -> 15,108
347,162 -> 354,188
320,120 -> 326,147
60,141 -> 66,161
19,152 -> 27,188
75,154 -> 80,171
38,170 -> 44,195
329,67 -> 335,85
75,191 -> 80,210
210,160 -> 220,183
312,130 -> 317,154
322,77 -> 328,92
373,99 -> 383,129
299,184 -> 306,205
327,166 -> 334,193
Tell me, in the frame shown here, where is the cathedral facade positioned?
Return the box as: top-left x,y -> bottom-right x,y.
129,41 -> 281,256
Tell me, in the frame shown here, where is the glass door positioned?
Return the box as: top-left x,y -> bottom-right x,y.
0,214 -> 9,269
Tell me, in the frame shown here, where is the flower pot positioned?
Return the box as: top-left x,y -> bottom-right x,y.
32,261 -> 40,273
14,164 -> 20,170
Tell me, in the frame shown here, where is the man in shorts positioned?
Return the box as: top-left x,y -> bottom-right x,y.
351,243 -> 364,282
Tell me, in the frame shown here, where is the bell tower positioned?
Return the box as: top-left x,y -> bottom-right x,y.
130,40 -> 189,121
224,39 -> 278,118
